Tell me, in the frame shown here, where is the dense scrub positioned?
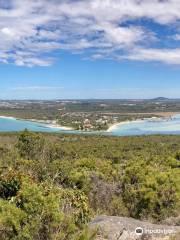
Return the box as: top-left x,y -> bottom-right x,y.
0,131 -> 180,239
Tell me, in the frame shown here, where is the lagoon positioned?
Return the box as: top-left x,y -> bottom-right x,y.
0,115 -> 180,136
0,116 -> 68,133
108,114 -> 180,136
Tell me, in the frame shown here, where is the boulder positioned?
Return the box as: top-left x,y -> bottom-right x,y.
90,215 -> 180,240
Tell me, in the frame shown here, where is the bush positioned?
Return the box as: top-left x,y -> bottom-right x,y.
16,130 -> 45,160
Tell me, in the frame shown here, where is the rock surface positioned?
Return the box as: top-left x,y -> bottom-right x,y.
90,215 -> 180,240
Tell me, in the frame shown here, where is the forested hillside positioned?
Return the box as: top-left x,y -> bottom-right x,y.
0,131 -> 180,239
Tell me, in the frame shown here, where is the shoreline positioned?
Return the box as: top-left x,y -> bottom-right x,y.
0,115 -> 73,131
107,120 -> 144,132
0,111 -> 180,133
26,118 -> 73,130
0,115 -> 16,120
106,112 -> 180,132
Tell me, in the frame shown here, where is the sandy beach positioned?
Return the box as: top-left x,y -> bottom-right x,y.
25,119 -> 73,131
47,123 -> 73,130
0,115 -> 16,120
107,120 -> 144,132
106,112 -> 180,132
0,116 -> 73,131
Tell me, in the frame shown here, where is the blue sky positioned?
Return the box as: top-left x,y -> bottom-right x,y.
0,0 -> 180,99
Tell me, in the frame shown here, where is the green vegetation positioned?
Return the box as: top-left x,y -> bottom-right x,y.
0,131 -> 180,239
0,99 -> 180,131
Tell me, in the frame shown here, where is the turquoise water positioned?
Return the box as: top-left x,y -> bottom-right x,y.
0,117 -> 68,133
0,115 -> 180,136
108,114 -> 180,136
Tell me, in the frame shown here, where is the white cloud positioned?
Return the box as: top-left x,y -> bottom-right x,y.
173,34 -> 180,40
12,86 -> 64,91
1,0 -> 180,66
123,48 -> 180,65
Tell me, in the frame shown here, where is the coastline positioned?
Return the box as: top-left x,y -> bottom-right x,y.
0,115 -> 16,120
107,121 -> 131,132
0,115 -> 73,131
0,111 -> 179,133
26,118 -> 73,130
107,119 -> 144,132
106,112 -> 180,132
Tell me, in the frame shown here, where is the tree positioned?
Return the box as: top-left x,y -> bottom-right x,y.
16,130 -> 45,160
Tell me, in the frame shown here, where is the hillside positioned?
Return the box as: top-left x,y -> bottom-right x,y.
0,132 -> 179,239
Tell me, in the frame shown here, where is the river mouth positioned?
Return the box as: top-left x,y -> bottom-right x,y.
107,114 -> 180,136
0,115 -> 180,136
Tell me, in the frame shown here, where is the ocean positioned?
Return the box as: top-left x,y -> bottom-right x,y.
108,114 -> 180,136
0,117 -> 65,133
0,115 -> 180,136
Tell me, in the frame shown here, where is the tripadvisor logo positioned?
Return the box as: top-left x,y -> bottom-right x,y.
135,226 -> 176,236
135,227 -> 144,236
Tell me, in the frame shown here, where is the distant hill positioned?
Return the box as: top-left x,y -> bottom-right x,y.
152,97 -> 170,101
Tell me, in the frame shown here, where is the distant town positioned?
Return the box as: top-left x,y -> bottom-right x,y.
0,98 -> 179,131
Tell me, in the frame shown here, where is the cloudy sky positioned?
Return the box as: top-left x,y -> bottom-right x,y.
0,0 -> 180,99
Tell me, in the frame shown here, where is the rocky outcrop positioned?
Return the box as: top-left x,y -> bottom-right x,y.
89,215 -> 180,240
